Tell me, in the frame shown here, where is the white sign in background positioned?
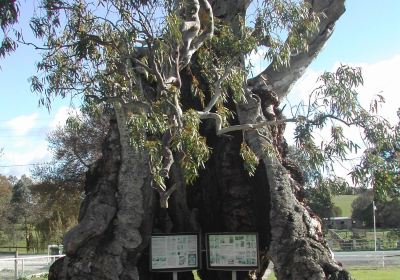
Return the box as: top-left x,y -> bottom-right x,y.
151,234 -> 199,270
208,234 -> 258,268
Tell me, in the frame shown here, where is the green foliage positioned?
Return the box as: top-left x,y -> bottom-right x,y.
240,141 -> 259,176
23,0 -> 332,192
0,0 -> 20,59
351,110 -> 399,200
293,66 -> 364,170
351,190 -> 374,226
30,181 -> 81,245
251,0 -> 319,68
33,109 -> 108,182
306,178 -> 355,218
165,14 -> 183,44
0,175 -> 13,242
387,229 -> 400,240
172,110 -> 210,185
212,23 -> 257,60
289,65 -> 399,201
306,181 -> 334,218
286,145 -> 321,183
21,0 -> 397,206
11,175 -> 33,222
376,199 -> 400,228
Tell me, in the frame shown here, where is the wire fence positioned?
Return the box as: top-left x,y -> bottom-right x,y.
327,238 -> 400,251
0,254 -> 63,280
1,251 -> 399,279
335,251 -> 400,268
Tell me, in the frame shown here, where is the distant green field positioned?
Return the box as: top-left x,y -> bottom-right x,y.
265,267 -> 400,280
332,195 -> 358,217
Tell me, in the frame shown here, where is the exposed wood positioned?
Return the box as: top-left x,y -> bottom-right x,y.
248,0 -> 346,101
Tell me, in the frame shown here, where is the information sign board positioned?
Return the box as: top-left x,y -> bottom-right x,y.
150,233 -> 201,272
206,233 -> 259,270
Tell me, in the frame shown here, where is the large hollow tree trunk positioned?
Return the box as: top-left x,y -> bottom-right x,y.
49,111 -> 155,280
50,1 -> 352,279
235,95 -> 351,280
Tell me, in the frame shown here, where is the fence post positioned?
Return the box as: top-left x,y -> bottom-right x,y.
14,250 -> 18,280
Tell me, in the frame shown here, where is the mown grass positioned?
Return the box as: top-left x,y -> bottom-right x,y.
21,268 -> 400,280
265,267 -> 400,280
350,267 -> 400,280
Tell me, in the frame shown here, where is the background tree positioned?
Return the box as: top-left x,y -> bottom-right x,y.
376,199 -> 400,228
287,146 -> 351,218
351,189 -> 373,227
10,175 -> 34,250
352,189 -> 400,229
29,181 -> 82,249
33,108 -> 109,183
30,108 -> 108,248
306,179 -> 343,219
0,174 -> 13,245
14,0 -> 398,279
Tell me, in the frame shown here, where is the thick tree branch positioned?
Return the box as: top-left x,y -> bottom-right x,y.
198,109 -> 297,135
85,95 -> 151,114
180,0 -> 214,67
247,0 -> 346,100
198,109 -> 356,136
159,184 -> 177,209
160,130 -> 174,178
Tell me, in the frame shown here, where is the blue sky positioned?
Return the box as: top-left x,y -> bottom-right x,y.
0,0 -> 400,178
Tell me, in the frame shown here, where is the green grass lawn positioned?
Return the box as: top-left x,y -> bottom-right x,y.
265,267 -> 400,280
350,268 -> 400,280
24,268 -> 400,280
332,195 -> 358,217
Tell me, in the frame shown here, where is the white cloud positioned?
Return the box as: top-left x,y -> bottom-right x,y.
49,106 -> 80,129
246,47 -> 268,78
4,142 -> 50,165
285,53 -> 400,131
0,106 -> 80,178
348,54 -> 400,124
5,113 -> 39,136
1,140 -> 51,178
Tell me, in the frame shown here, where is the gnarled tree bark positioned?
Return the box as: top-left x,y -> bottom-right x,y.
50,112 -> 154,280
49,1 -> 351,280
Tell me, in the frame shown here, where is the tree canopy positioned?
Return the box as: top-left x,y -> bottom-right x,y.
2,0 -> 400,279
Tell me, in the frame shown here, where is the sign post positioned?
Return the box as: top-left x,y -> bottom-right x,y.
205,232 -> 259,279
150,233 -> 201,278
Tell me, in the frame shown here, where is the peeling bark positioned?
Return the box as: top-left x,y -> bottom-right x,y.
50,1 -> 351,279
50,112 -> 153,280
248,0 -> 346,100
236,95 -> 350,280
